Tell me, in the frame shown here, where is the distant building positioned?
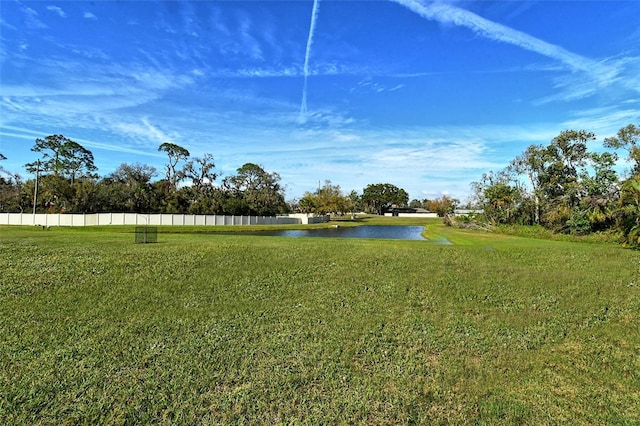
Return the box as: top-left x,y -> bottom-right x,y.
454,209 -> 483,216
384,207 -> 439,218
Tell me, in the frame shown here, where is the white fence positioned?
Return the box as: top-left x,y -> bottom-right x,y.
0,213 -> 330,227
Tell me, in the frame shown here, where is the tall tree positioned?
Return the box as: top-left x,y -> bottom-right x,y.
541,130 -> 594,203
181,153 -> 219,214
510,144 -> 547,224
314,180 -> 349,215
158,142 -> 190,188
223,163 -> 287,216
183,153 -> 217,188
65,141 -> 98,185
24,135 -> 97,183
538,130 -> 595,231
347,190 -> 361,218
297,181 -> 353,215
25,134 -> 69,176
23,135 -> 98,213
509,130 -> 595,229
604,124 -> 640,176
361,183 -> 409,215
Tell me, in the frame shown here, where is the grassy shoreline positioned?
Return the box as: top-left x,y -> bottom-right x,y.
1,222 -> 638,424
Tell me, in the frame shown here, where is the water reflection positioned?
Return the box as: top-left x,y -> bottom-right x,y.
222,225 -> 426,240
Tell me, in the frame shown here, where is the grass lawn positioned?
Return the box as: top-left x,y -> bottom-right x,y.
1,219 -> 639,424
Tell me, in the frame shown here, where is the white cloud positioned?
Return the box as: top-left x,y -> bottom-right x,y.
83,12 -> 97,20
46,6 -> 66,18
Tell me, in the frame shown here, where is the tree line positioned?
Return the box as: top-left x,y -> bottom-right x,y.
0,135 -> 414,217
5,124 -> 637,247
468,124 -> 640,247
0,136 -> 289,216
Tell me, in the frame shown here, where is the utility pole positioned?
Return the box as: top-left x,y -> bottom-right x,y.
32,160 -> 40,216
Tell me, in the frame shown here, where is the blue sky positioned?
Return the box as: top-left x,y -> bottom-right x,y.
1,0 -> 639,202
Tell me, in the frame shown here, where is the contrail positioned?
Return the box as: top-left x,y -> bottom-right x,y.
392,0 -> 640,103
300,0 -> 320,117
389,0 -> 617,81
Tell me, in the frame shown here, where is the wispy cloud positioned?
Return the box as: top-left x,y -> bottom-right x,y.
390,0 -> 636,102
238,13 -> 263,61
179,1 -> 200,38
108,118 -> 176,148
141,118 -> 172,144
83,12 -> 97,20
220,66 -> 300,79
0,53 -> 198,139
0,125 -> 163,161
562,106 -> 640,138
204,6 -> 267,63
534,56 -> 638,105
352,80 -> 405,94
46,6 -> 66,18
23,6 -> 47,29
0,18 -> 18,31
391,0 -> 593,71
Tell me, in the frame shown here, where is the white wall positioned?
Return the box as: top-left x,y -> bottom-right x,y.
287,213 -> 330,224
0,213 -> 326,227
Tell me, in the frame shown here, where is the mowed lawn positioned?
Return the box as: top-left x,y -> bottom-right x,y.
1,222 -> 638,424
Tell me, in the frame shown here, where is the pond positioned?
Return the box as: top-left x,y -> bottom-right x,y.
220,225 -> 426,240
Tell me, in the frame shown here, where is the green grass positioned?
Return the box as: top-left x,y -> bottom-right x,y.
1,222 -> 639,424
